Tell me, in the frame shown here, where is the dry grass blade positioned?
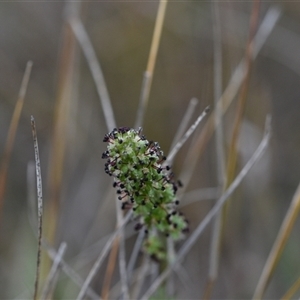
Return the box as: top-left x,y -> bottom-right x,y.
131,255 -> 150,300
225,0 -> 260,187
180,187 -> 220,207
134,0 -> 168,128
47,3 -> 79,248
281,276 -> 300,300
127,230 -> 145,283
205,4 -> 224,288
70,18 -> 116,131
76,211 -> 132,300
169,98 -> 198,153
204,5 -> 224,297
253,182 -> 300,300
140,117 -> 271,300
0,61 -> 32,224
31,116 -> 44,300
101,238 -> 119,300
178,6 -> 281,194
165,106 -> 210,166
41,242 -> 67,300
205,1 -> 261,298
44,241 -> 100,299
118,233 -> 129,300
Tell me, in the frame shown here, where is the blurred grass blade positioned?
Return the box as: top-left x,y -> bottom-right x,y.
178,6 -> 281,194
135,0 -> 168,128
70,18 -> 116,131
31,116 -> 44,300
225,0 -> 260,188
165,106 -> 210,166
44,241 -> 100,299
281,276 -> 300,300
205,1 -> 261,298
253,182 -> 300,300
76,211 -> 132,300
132,256 -> 150,300
0,61 -> 32,225
41,242 -> 67,300
140,117 -> 271,300
47,2 -> 80,248
127,230 -> 145,283
169,97 -> 198,152
101,237 -> 119,300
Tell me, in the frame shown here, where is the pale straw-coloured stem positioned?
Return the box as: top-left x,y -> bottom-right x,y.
134,0 -> 168,128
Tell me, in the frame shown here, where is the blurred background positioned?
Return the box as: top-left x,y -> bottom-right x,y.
0,1 -> 300,299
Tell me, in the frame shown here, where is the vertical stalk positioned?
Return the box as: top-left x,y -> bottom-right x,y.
134,0 -> 168,128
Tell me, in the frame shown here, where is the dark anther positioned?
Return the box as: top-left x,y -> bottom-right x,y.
113,182 -> 117,188
175,200 -> 180,205
134,223 -> 143,231
173,185 -> 178,193
103,134 -> 110,142
183,228 -> 190,233
102,151 -> 109,159
121,202 -> 129,210
118,127 -> 130,134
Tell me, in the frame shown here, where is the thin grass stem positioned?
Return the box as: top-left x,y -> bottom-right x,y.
127,230 -> 145,284
134,0 -> 168,128
31,116 -> 44,300
205,1 -> 260,298
70,18 -> 116,131
165,106 -> 210,166
46,2 -> 80,250
225,0 -> 260,189
132,255 -> 150,300
101,237 -> 119,300
169,98 -> 198,152
178,6 -> 280,196
0,61 -> 32,225
180,187 -> 221,207
140,117 -> 271,300
119,235 -> 129,300
280,276 -> 300,300
44,241 -> 100,300
41,242 -> 67,300
253,181 -> 300,299
76,211 -> 132,300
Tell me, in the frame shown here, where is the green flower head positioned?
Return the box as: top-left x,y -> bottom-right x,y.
102,127 -> 188,259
